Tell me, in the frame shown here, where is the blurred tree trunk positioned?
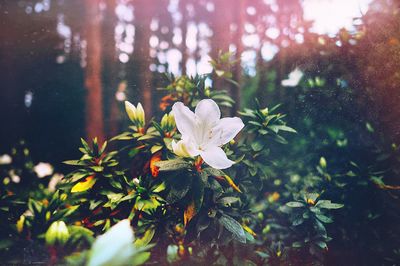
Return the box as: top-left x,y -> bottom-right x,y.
133,0 -> 155,120
84,0 -> 105,142
231,0 -> 246,113
180,0 -> 188,75
102,0 -> 119,137
0,2 -> 22,147
210,0 -> 234,113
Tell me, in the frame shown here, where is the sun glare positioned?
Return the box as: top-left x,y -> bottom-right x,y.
303,0 -> 371,35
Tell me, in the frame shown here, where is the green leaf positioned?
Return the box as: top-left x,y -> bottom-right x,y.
69,172 -> 90,183
153,182 -> 166,193
131,252 -> 151,266
251,141 -> 264,152
219,214 -> 246,243
63,160 -> 86,166
71,176 -> 96,193
217,197 -> 240,206
286,201 -> 305,208
166,175 -> 192,203
150,145 -> 163,154
134,229 -> 155,248
316,214 -> 333,223
110,132 -> 134,141
315,241 -> 328,250
91,166 -> 104,172
193,177 -> 205,212
316,200 -> 344,209
292,241 -> 303,248
155,159 -> 191,172
81,138 -> 91,152
277,125 -> 296,133
202,167 -> 225,177
292,217 -> 304,226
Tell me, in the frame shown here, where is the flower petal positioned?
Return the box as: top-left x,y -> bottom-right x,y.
195,99 -> 221,126
200,146 -> 234,169
172,102 -> 196,139
209,117 -> 244,147
88,219 -> 134,266
172,139 -> 200,157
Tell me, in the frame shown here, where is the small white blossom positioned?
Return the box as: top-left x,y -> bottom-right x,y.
172,99 -> 244,169
281,68 -> 303,87
11,174 -> 21,183
23,209 -> 33,217
9,170 -> 21,183
34,162 -> 54,178
48,173 -> 64,192
0,154 -> 12,165
132,178 -> 140,186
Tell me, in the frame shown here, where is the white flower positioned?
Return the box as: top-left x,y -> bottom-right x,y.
88,219 -> 135,266
172,99 -> 244,169
0,154 -> 12,165
132,178 -> 140,186
281,68 -> 303,87
10,172 -> 21,183
48,173 -> 64,192
33,162 -> 54,178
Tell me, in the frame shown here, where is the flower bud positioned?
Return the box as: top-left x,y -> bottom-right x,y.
168,113 -> 175,127
161,113 -> 175,132
16,215 -> 25,233
45,221 -> 70,246
132,178 -> 140,186
319,157 -> 327,169
171,140 -> 191,158
136,103 -> 145,126
260,107 -> 269,116
125,101 -> 145,128
125,101 -> 137,122
204,87 -> 211,97
45,211 -> 51,221
60,193 -> 68,201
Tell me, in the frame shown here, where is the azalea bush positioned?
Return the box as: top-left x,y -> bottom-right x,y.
0,54 -> 348,265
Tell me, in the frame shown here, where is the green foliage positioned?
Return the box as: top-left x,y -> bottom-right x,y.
0,52 -> 348,265
283,193 -> 343,257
